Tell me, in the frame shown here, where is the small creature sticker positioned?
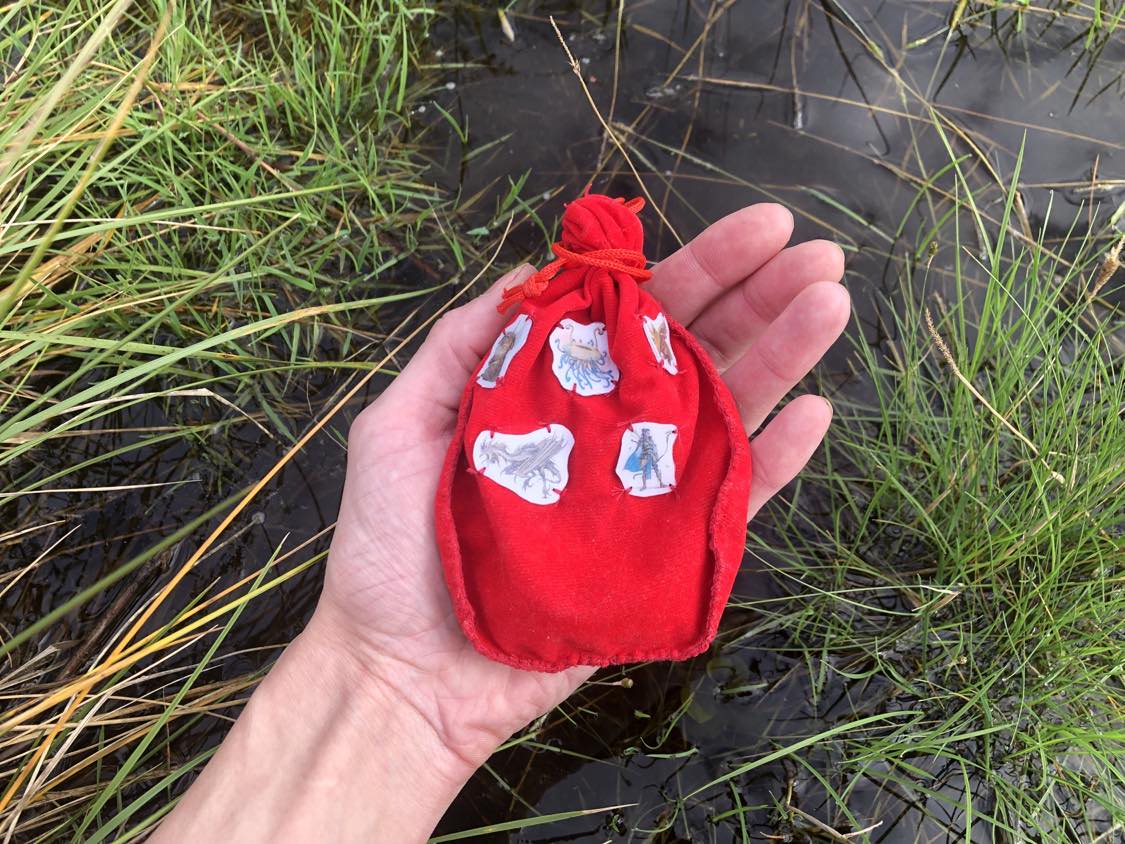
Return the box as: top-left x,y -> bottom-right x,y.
642,312 -> 678,375
477,314 -> 532,388
549,319 -> 620,396
616,422 -> 677,497
472,426 -> 575,505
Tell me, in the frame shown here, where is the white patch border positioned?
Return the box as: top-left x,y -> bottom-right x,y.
642,312 -> 679,375
548,318 -> 620,396
472,425 -> 575,505
615,422 -> 678,497
476,314 -> 533,388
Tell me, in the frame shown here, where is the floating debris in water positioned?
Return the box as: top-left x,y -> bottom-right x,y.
498,8 -> 515,43
644,82 -> 682,101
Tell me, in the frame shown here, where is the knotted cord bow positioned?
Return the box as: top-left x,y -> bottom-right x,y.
498,197 -> 653,314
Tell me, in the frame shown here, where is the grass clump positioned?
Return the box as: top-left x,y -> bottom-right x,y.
0,1 -> 452,839
751,172 -> 1124,837
0,0 -> 438,477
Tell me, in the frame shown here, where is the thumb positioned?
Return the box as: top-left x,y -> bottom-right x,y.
383,263 -> 537,426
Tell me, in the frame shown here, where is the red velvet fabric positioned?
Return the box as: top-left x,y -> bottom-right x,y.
435,194 -> 752,672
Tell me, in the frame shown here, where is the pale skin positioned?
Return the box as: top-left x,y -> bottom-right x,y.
153,204 -> 850,843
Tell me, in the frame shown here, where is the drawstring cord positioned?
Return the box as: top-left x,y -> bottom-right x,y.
498,197 -> 653,314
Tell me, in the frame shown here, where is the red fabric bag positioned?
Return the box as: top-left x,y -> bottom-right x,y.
435,194 -> 752,671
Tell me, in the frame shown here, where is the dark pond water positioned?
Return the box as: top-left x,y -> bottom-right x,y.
4,1 -> 1121,841
422,2 -> 1122,842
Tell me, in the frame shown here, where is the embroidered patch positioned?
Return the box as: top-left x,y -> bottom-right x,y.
643,312 -> 678,375
477,314 -> 532,388
472,426 -> 575,505
549,319 -> 620,396
616,422 -> 677,497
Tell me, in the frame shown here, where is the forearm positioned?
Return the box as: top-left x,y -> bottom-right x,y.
152,612 -> 474,843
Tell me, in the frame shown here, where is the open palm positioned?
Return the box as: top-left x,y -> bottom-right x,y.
316,204 -> 849,770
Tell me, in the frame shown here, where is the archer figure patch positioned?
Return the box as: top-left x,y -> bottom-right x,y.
643,312 -> 678,375
477,314 -> 532,388
549,319 -> 620,396
616,422 -> 677,497
472,426 -> 575,505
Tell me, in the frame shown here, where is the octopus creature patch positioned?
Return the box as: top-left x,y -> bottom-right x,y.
549,319 -> 620,396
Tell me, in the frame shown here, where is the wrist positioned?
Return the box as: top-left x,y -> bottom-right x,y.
307,596 -> 522,771
281,607 -> 480,797
154,609 -> 477,843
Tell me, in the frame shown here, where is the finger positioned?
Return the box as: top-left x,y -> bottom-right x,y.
689,240 -> 845,370
383,264 -> 537,421
647,204 -> 793,325
723,281 -> 850,433
539,665 -> 597,708
746,394 -> 833,521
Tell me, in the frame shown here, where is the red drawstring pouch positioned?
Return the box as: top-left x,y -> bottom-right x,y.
435,193 -> 752,671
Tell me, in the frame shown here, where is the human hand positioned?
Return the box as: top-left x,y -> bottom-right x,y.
314,203 -> 849,779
